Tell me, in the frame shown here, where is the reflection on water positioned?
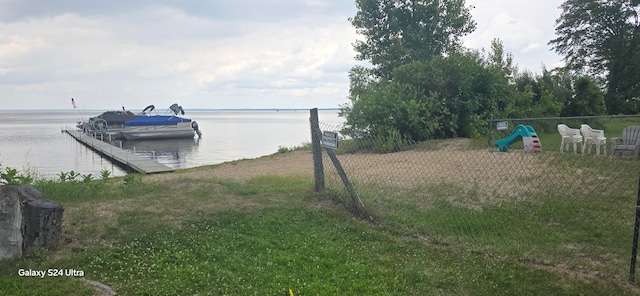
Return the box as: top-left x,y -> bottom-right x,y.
111,138 -> 202,169
0,109 -> 344,179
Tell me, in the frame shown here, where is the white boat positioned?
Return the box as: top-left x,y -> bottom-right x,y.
77,105 -> 156,139
120,104 -> 202,140
121,117 -> 199,140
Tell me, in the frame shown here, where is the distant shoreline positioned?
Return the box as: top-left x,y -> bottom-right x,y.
0,108 -> 340,112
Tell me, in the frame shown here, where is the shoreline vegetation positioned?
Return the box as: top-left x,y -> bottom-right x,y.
1,140 -> 639,295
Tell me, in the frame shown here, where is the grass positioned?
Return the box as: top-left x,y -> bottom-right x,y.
339,146 -> 638,272
1,145 -> 640,295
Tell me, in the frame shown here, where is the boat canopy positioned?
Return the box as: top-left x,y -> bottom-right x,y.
92,111 -> 139,125
125,115 -> 191,126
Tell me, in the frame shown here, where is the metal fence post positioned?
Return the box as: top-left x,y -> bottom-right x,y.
488,113 -> 494,147
310,108 -> 325,192
629,174 -> 640,282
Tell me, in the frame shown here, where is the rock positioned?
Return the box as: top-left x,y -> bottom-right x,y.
0,186 -> 22,258
0,185 -> 64,259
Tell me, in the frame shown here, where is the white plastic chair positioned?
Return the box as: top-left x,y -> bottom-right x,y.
580,124 -> 607,155
557,124 -> 582,153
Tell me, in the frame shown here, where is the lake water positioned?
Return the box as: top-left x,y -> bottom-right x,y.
0,109 -> 343,179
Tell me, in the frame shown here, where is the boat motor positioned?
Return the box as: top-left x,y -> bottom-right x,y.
192,121 -> 202,137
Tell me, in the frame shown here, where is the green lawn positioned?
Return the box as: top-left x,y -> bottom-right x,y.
1,161 -> 639,295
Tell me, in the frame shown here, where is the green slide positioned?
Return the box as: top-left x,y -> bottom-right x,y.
494,124 -> 539,152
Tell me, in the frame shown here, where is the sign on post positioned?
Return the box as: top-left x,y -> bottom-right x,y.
321,131 -> 339,149
496,121 -> 508,131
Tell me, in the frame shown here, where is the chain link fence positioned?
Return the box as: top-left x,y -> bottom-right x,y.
311,109 -> 640,282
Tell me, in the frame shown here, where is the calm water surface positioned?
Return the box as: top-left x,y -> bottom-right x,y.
0,109 -> 343,179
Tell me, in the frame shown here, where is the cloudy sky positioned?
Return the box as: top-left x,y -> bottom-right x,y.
0,0 -> 564,110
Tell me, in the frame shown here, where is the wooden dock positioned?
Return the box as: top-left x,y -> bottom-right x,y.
64,129 -> 174,174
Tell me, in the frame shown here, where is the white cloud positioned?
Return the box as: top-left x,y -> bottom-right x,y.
522,42 -> 541,54
463,0 -> 564,72
0,2 -> 358,109
0,0 -> 567,110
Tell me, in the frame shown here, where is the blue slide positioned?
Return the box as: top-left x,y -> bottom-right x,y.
494,125 -> 538,152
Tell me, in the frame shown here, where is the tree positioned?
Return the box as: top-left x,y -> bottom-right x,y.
549,0 -> 640,114
341,45 -> 518,140
340,79 -> 439,141
537,67 -> 573,115
561,76 -> 607,116
350,0 -> 476,78
511,69 -> 567,118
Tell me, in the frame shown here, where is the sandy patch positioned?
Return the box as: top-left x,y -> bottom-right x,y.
142,139 -> 558,210
145,150 -> 315,182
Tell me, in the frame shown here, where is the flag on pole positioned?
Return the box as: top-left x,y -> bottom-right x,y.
71,98 -> 77,109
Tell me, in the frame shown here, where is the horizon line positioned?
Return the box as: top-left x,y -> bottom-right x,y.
0,107 -> 341,112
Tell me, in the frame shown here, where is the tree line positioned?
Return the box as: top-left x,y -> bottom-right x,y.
340,0 -> 640,141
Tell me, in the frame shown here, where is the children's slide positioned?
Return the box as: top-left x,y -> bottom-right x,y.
494,125 -> 539,152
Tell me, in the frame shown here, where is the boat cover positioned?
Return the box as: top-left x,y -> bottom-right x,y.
125,115 -> 191,126
93,111 -> 139,125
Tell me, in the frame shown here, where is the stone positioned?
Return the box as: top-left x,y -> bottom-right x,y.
0,185 -> 64,259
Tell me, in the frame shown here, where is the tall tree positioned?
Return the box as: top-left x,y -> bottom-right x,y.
342,46 -> 520,140
561,76 -> 607,116
549,0 -> 640,114
350,0 -> 476,78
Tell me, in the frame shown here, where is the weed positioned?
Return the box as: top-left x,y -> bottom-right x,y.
57,171 -> 82,183
0,166 -> 34,185
100,169 -> 111,182
277,146 -> 292,154
123,173 -> 142,186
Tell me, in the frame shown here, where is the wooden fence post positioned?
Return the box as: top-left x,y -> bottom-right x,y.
310,108 -> 325,192
310,108 -> 366,215
324,148 -> 366,213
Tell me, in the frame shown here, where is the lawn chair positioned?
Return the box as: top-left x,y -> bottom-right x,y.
580,124 -> 606,155
557,124 -> 582,153
611,126 -> 640,159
